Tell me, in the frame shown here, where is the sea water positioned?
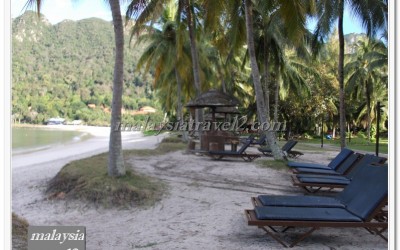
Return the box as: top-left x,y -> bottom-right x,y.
12,126 -> 91,155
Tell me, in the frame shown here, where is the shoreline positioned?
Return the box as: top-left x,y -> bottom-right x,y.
12,124 -> 111,156
12,124 -> 112,137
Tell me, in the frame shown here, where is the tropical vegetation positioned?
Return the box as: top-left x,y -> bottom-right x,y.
13,0 -> 388,163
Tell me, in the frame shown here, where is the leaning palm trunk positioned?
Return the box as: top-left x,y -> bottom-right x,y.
244,0 -> 284,160
274,76 -> 279,123
185,0 -> 203,136
263,37 -> 271,121
186,0 -> 201,96
338,0 -> 346,149
108,0 -> 125,176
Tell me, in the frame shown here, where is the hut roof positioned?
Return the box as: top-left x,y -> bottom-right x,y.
185,89 -> 240,108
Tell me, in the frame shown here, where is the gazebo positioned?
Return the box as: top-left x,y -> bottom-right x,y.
186,90 -> 240,151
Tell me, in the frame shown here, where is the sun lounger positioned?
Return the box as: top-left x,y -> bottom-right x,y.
253,158 -> 387,209
258,140 -> 303,158
292,152 -> 363,175
245,165 -> 388,247
240,134 -> 255,143
292,155 -> 387,193
287,148 -> 354,170
241,134 -> 267,145
207,140 -> 261,162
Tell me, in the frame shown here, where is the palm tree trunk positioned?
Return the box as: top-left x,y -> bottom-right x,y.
244,0 -> 284,160
108,0 -> 125,176
338,0 -> 346,149
175,69 -> 188,141
263,36 -> 270,121
186,0 -> 201,96
274,75 -> 279,123
185,0 -> 203,138
221,79 -> 227,93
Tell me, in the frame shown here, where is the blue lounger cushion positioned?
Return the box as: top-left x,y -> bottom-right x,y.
257,195 -> 345,208
341,165 -> 388,220
297,176 -> 351,185
295,154 -> 386,181
294,153 -> 361,175
287,162 -> 329,169
256,165 -> 387,215
254,206 -> 362,222
288,148 -> 354,170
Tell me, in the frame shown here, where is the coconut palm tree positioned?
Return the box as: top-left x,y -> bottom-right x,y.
135,2 -> 190,120
244,0 -> 313,159
127,0 -> 210,140
312,0 -> 387,148
345,38 -> 387,141
127,0 -> 203,95
251,1 -> 315,121
244,0 -> 283,158
25,0 -> 127,176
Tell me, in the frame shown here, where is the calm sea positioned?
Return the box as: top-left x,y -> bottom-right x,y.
12,126 -> 91,155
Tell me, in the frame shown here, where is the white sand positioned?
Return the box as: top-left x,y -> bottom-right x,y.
12,130 -> 388,249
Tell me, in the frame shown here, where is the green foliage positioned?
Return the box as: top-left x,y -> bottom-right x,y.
12,11 -> 157,125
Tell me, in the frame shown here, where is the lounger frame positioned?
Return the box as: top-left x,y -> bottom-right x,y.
245,198 -> 388,248
291,175 -> 346,193
209,152 -> 261,162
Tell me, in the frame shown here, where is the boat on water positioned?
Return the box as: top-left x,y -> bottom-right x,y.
46,117 -> 65,125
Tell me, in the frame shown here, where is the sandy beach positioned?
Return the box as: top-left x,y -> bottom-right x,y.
12,127 -> 388,249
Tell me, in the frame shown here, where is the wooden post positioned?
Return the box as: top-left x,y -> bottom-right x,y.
321,116 -> 324,148
376,102 -> 381,156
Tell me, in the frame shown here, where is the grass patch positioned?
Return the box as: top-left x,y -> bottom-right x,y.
345,143 -> 388,154
256,159 -> 290,171
46,136 -> 187,209
125,136 -> 187,157
46,154 -> 165,209
12,213 -> 29,250
294,137 -> 388,154
142,130 -> 163,136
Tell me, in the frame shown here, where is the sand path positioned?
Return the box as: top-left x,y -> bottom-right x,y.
12,129 -> 387,249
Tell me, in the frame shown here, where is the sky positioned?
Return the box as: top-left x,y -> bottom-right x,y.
11,0 -> 366,35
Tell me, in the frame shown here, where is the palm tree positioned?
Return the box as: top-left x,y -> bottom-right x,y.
312,0 -> 387,148
127,0 -> 203,93
244,0 -> 283,159
251,1 -> 315,121
127,0 -> 207,139
244,0 -> 313,159
345,38 -> 387,141
135,1 -> 193,124
26,0 -> 126,176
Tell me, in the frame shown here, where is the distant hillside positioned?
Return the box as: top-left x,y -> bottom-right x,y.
12,11 -> 158,125
344,33 -> 367,54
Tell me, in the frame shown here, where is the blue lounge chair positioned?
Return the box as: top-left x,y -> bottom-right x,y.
287,148 -> 354,170
258,140 -> 303,158
245,165 -> 388,248
253,157 -> 387,208
291,155 -> 386,193
292,152 -> 363,175
207,139 -> 261,162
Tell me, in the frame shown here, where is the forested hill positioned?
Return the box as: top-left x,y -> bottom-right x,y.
12,11 -> 157,125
